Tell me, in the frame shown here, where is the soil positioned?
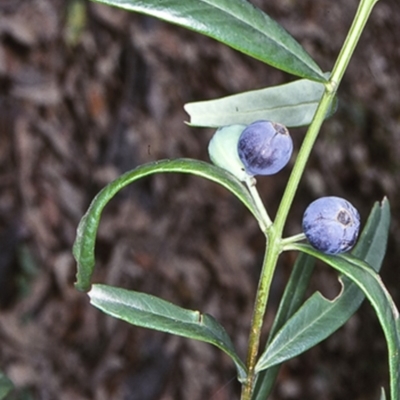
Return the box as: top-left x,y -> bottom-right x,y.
0,0 -> 399,399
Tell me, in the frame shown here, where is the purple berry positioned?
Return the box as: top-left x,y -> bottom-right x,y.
237,120 -> 293,176
302,196 -> 360,255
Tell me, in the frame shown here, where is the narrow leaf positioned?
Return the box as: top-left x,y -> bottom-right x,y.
0,373 -> 13,400
255,199 -> 390,373
91,0 -> 326,82
380,387 -> 386,400
90,284 -> 247,381
285,243 -> 400,400
185,79 -> 335,128
266,254 -> 316,344
74,159 -> 258,292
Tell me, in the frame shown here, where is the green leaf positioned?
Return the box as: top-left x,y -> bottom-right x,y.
283,244 -> 400,400
266,254 -> 316,344
89,284 -> 247,382
91,0 -> 326,82
73,158 -> 258,292
0,372 -> 13,399
185,79 -> 336,128
255,199 -> 390,373
252,253 -> 315,400
380,387 -> 386,400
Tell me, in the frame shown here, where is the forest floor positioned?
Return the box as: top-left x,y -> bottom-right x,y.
0,0 -> 399,399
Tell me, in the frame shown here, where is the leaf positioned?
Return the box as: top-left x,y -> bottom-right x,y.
284,244 -> 400,400
89,284 -> 247,382
185,79 -> 336,128
380,387 -> 386,400
91,0 -> 326,82
266,254 -> 316,343
252,253 -> 315,400
73,158 -> 258,292
0,372 -> 13,399
73,159 -> 253,383
255,199 -> 390,373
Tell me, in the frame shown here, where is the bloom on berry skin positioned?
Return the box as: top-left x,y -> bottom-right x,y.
237,120 -> 293,176
302,196 -> 360,255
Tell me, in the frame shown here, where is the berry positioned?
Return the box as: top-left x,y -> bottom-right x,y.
237,120 -> 293,176
302,196 -> 360,255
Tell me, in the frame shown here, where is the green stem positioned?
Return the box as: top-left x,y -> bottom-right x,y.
274,0 -> 379,239
241,0 -> 380,399
245,178 -> 273,232
241,234 -> 280,400
281,233 -> 306,246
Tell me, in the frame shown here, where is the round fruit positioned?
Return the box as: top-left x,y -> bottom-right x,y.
237,120 -> 293,176
302,196 -> 360,255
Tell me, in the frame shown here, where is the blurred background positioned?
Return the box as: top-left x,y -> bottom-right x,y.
0,0 -> 399,399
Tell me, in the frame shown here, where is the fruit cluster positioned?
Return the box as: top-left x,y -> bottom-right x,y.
208,120 -> 360,254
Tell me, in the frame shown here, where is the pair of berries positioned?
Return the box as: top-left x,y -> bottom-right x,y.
208,120 -> 360,254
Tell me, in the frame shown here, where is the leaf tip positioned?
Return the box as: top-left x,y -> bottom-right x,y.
380,196 -> 390,207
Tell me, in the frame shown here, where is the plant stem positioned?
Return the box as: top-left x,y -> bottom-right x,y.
274,0 -> 379,239
241,0 -> 380,398
245,178 -> 273,231
241,233 -> 280,400
281,233 -> 306,246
